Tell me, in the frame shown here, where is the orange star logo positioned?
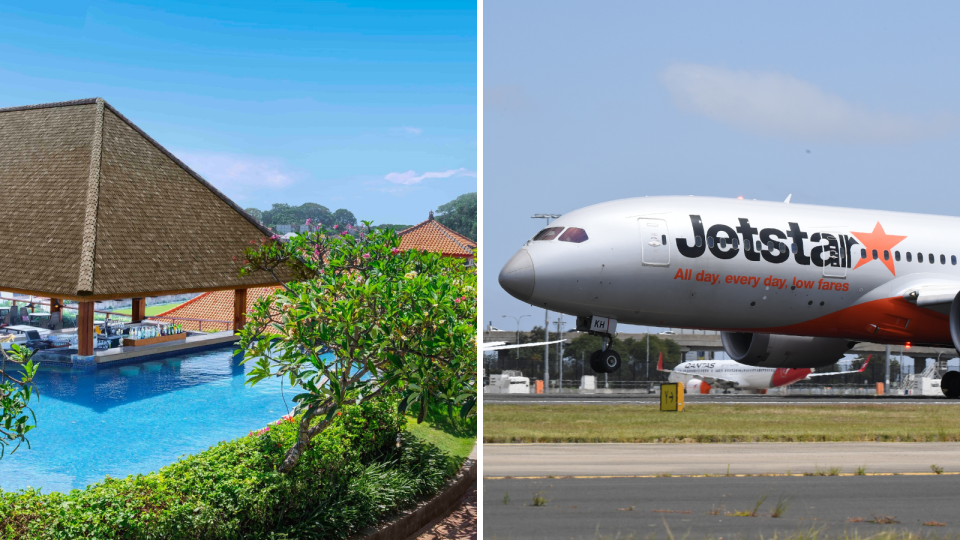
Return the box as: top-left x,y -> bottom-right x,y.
851,222 -> 906,276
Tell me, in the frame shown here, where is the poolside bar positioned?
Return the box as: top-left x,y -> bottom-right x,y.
0,98 -> 283,363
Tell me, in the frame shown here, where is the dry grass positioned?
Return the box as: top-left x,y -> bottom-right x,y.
483,404 -> 960,443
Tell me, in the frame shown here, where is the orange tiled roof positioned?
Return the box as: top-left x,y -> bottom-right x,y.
398,213 -> 476,258
151,286 -> 280,332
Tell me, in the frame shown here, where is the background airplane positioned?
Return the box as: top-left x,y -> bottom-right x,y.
658,353 -> 870,394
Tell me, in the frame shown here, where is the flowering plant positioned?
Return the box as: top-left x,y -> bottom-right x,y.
237,222 -> 476,472
0,343 -> 37,458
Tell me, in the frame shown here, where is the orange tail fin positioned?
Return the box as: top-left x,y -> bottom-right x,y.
656,351 -> 664,371
858,354 -> 871,372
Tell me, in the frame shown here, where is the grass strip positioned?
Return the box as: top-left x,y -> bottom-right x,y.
483,404 -> 960,443
111,302 -> 184,316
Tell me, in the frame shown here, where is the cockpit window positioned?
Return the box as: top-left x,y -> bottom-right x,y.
559,227 -> 589,243
533,227 -> 564,241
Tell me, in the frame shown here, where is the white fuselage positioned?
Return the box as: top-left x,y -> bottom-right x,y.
668,360 -> 811,392
500,196 -> 959,347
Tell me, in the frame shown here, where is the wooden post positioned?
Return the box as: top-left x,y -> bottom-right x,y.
233,289 -> 248,333
78,301 -> 94,356
131,298 -> 146,323
50,299 -> 62,314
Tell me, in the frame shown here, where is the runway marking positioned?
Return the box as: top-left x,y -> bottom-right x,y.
484,471 -> 960,480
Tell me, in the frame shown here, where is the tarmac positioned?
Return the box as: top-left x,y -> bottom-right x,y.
484,474 -> 960,539
484,393 -> 960,537
484,442 -> 960,477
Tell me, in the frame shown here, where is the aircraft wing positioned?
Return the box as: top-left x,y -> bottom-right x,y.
692,375 -> 739,388
806,355 -> 871,378
903,283 -> 960,315
483,339 -> 566,351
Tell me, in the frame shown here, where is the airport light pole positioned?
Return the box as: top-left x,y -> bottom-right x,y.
646,330 -> 650,380
502,315 -> 530,366
532,213 -> 561,392
885,344 -> 891,390
554,316 -> 566,393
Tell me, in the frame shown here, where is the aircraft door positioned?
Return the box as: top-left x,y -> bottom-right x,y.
639,218 -> 671,266
821,232 -> 847,278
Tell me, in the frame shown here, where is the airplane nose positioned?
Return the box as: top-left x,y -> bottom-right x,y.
499,249 -> 536,302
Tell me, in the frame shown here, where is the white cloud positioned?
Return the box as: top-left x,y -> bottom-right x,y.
176,152 -> 297,190
403,126 -> 423,135
384,167 -> 476,186
660,64 -> 955,143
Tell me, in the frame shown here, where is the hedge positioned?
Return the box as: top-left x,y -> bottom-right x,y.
0,400 -> 463,539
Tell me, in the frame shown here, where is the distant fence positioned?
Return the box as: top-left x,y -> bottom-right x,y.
149,315 -> 233,333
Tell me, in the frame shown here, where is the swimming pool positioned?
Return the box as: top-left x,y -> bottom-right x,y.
0,347 -> 291,493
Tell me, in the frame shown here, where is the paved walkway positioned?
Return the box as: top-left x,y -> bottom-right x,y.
415,482 -> 476,539
484,442 -> 960,477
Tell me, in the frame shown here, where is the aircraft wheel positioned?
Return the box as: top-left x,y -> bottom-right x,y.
941,370 -> 960,399
589,350 -> 603,373
598,349 -> 621,373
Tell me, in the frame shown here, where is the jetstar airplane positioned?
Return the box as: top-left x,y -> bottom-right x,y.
498,195 -> 960,398
657,353 -> 870,394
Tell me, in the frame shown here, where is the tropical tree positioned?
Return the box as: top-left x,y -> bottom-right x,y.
237,224 -> 476,472
332,208 -> 357,229
435,192 -> 477,241
0,343 -> 37,458
244,207 -> 264,223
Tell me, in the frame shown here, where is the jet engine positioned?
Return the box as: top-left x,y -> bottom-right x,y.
720,332 -> 855,369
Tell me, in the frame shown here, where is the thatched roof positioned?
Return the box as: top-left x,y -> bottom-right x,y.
0,98 -> 278,300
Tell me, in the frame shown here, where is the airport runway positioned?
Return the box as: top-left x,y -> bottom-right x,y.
484,475 -> 960,539
484,442 -> 960,477
484,393 -> 960,405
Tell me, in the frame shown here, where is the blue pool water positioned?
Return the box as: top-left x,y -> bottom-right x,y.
0,347 -> 291,493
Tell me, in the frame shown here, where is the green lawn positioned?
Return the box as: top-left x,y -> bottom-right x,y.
484,404 -> 960,443
111,302 -> 183,316
405,417 -> 476,461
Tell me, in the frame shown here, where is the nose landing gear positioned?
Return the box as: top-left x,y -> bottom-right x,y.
589,334 -> 621,374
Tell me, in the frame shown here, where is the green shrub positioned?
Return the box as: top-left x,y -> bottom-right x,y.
0,399 -> 465,540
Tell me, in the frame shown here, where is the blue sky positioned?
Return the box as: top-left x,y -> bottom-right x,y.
0,1 -> 477,225
485,1 -> 960,350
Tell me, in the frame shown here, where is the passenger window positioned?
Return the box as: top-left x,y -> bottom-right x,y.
767,241 -> 774,251
953,255 -> 957,266
930,253 -> 935,264
707,237 -> 715,248
895,251 -> 901,261
696,236 -> 702,247
918,252 -> 923,262
907,252 -> 912,262
719,237 -> 726,248
791,243 -> 798,254
780,242 -> 787,253
533,227 -> 564,241
756,240 -> 762,251
558,227 -> 589,243
872,249 -> 878,260
941,254 -> 947,265
861,248 -> 867,259
731,237 -> 740,249
884,250 -> 889,261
